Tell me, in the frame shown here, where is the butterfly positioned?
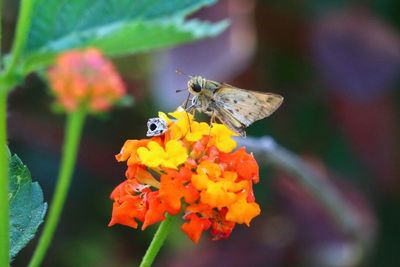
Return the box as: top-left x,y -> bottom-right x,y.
184,75 -> 283,137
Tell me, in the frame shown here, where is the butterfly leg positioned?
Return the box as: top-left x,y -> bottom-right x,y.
182,99 -> 199,138
184,95 -> 200,112
207,110 -> 216,137
182,92 -> 191,110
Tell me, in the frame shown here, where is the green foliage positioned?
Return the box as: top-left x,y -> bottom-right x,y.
21,0 -> 229,73
8,154 -> 47,260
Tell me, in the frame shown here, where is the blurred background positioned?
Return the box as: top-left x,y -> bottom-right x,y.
4,0 -> 400,266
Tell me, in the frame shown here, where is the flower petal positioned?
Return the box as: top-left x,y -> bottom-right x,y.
181,213 -> 211,244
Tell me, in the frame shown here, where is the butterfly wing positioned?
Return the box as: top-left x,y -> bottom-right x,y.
185,93 -> 247,136
213,104 -> 247,137
214,84 -> 283,127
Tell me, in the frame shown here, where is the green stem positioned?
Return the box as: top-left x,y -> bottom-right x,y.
0,90 -> 9,266
5,0 -> 34,77
0,1 -> 34,265
139,214 -> 174,267
28,108 -> 86,267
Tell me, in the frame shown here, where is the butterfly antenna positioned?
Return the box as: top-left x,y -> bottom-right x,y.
175,88 -> 186,93
175,69 -> 193,78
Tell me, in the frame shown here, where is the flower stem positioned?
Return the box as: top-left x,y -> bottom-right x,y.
0,90 -> 9,266
28,108 -> 86,267
139,214 -> 174,267
5,0 -> 34,77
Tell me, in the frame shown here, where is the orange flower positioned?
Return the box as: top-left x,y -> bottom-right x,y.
48,48 -> 126,112
226,193 -> 261,225
181,213 -> 212,244
142,192 -> 168,229
219,147 -> 260,183
109,109 -> 261,243
125,164 -> 159,188
158,166 -> 199,214
108,180 -> 149,229
116,139 -> 150,165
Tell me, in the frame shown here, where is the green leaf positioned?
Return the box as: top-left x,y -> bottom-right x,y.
9,154 -> 47,260
22,0 -> 229,72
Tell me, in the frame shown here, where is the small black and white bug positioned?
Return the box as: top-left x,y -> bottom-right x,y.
146,118 -> 168,137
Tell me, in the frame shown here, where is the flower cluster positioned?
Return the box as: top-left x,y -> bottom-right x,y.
48,48 -> 126,112
109,109 -> 261,243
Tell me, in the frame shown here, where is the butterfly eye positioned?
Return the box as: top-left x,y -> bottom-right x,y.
191,83 -> 202,93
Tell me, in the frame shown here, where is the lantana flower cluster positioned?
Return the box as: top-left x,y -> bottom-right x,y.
109,109 -> 261,243
48,48 -> 126,112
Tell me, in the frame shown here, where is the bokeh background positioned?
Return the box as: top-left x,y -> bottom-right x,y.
4,0 -> 400,266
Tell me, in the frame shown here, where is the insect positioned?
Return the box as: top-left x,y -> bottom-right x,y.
184,75 -> 283,137
146,118 -> 168,137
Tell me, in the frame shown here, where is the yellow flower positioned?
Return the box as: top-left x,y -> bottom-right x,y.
210,124 -> 237,153
169,109 -> 192,131
158,112 -> 172,125
192,172 -> 238,209
160,109 -> 236,148
137,140 -> 188,169
185,122 -> 210,142
169,108 -> 193,121
226,193 -> 261,225
158,109 -> 193,140
163,110 -> 211,142
191,162 -> 249,210
196,161 -> 222,177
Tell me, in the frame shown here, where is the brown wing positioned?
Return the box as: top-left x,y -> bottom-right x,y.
213,104 -> 247,137
214,84 -> 283,126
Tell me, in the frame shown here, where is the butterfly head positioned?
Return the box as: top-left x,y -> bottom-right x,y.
187,76 -> 205,95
